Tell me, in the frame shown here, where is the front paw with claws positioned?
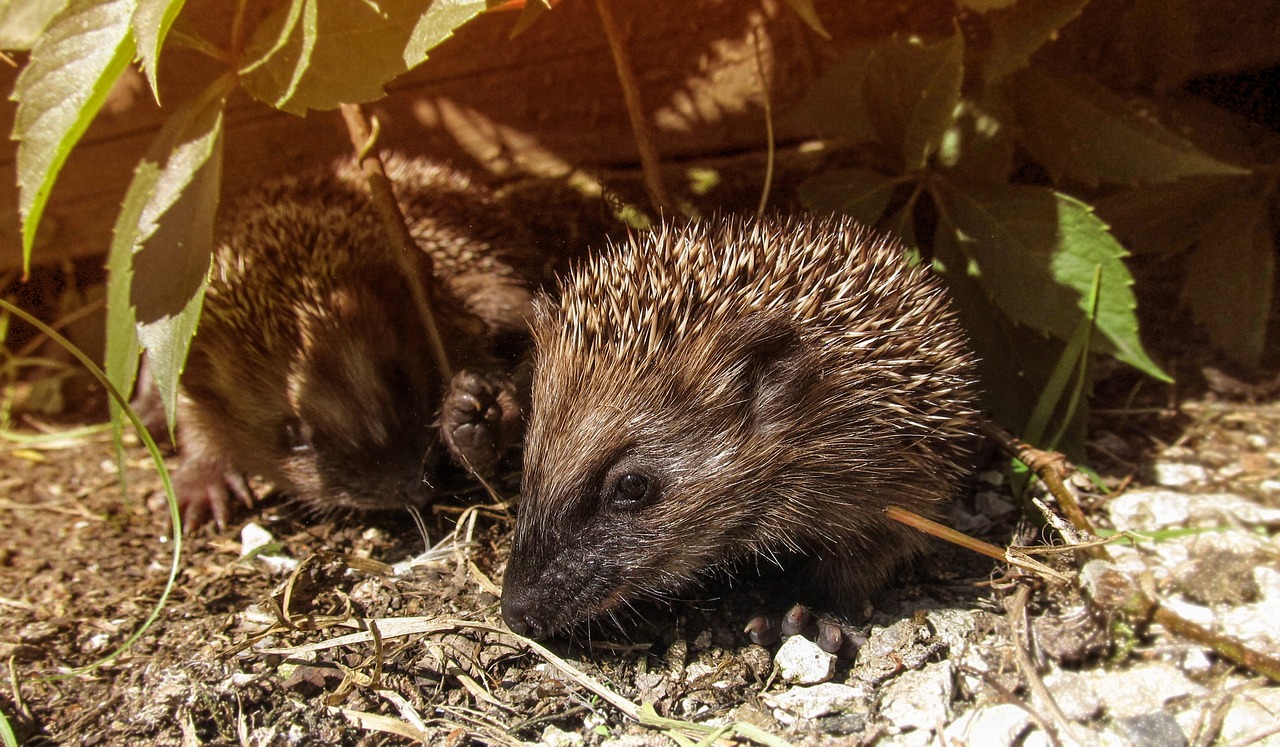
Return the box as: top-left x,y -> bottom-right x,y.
744,604 -> 867,657
439,368 -> 524,476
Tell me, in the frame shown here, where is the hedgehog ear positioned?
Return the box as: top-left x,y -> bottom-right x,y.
731,313 -> 810,432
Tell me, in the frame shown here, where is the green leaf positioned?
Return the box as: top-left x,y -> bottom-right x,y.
13,0 -> 137,271
1093,178 -> 1242,255
132,0 -> 187,99
107,76 -> 230,433
1008,67 -> 1249,186
797,168 -> 899,227
781,0 -> 830,39
405,0 -> 486,63
239,0 -> 484,115
981,0 -> 1089,82
864,33 -> 964,170
933,226 -> 1088,458
783,44 -> 877,142
939,92 -> 1016,184
937,180 -> 1170,382
0,0 -> 69,49
1183,197 -> 1274,369
508,0 -> 550,38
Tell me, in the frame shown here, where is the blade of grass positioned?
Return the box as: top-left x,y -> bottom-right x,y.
0,299 -> 182,676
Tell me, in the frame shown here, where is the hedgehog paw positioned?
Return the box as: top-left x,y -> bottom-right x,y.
744,604 -> 866,657
149,454 -> 254,532
440,368 -> 522,476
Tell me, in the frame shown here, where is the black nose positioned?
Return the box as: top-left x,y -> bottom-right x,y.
501,595 -> 547,639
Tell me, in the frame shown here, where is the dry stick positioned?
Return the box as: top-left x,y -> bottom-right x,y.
338,103 -> 454,382
978,419 -> 1280,683
1007,585 -> 1086,747
592,0 -> 673,216
885,506 -> 1071,583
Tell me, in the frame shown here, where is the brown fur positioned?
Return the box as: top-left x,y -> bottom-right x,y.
501,214 -> 981,638
162,155 -> 540,526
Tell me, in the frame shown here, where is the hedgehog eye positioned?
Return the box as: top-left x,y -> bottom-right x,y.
282,417 -> 313,454
608,471 -> 654,510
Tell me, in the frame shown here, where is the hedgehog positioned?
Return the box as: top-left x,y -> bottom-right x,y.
140,154 -> 548,529
500,213 -> 982,651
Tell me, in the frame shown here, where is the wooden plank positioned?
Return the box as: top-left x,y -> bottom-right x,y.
0,0 -> 957,271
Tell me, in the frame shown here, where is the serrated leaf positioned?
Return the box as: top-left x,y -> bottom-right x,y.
864,33 -> 963,170
1183,198 -> 1274,369
106,77 -> 230,433
797,168 -> 898,227
132,0 -> 187,100
1008,67 -> 1249,186
508,0 -> 549,38
933,225 -> 1088,458
781,0 -> 830,39
406,0 -> 485,63
1094,178 -> 1242,255
982,0 -> 1089,82
1132,0 -> 1197,92
239,0 -> 484,115
784,44 -> 877,142
937,180 -> 1170,382
0,0 -> 69,49
939,92 -> 1016,184
13,0 -> 137,270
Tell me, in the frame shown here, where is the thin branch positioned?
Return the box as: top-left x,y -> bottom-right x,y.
592,0 -> 673,216
338,103 -> 454,382
979,418 -> 1280,683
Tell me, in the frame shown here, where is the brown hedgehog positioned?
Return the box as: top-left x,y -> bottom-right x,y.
501,214 -> 981,650
145,154 -> 544,529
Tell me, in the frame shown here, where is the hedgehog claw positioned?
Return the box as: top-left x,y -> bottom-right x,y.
745,604 -> 864,657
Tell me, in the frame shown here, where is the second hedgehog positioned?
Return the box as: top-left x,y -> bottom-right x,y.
501,214 -> 981,648
152,155 -> 543,529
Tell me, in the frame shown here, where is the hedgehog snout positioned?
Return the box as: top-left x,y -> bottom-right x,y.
501,591 -> 548,638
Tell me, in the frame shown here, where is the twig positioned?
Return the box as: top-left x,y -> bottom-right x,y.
978,420 -> 1098,540
1006,586 -> 1086,746
591,0 -> 673,215
885,506 -> 1071,583
338,103 -> 454,382
750,23 -> 775,217
980,419 -> 1280,683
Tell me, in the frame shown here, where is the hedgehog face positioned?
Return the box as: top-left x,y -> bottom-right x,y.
274,280 -> 445,513
502,312 -> 816,639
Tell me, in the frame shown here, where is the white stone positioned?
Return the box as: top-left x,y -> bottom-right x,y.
1083,661 -> 1203,719
942,704 -> 1030,747
763,682 -> 870,724
1037,670 -> 1100,721
1153,462 -> 1206,487
240,522 -> 276,556
1219,685 -> 1280,746
1247,434 -> 1269,450
541,724 -> 584,746
879,661 -> 955,734
1109,489 -> 1280,532
1261,479 -> 1280,496
774,635 -> 836,685
1107,490 -> 1191,531
925,608 -> 977,654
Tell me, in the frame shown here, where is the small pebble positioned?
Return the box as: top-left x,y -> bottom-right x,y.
774,635 -> 836,684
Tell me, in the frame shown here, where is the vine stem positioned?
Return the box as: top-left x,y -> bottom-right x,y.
338,103 -> 454,382
592,0 -> 673,216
